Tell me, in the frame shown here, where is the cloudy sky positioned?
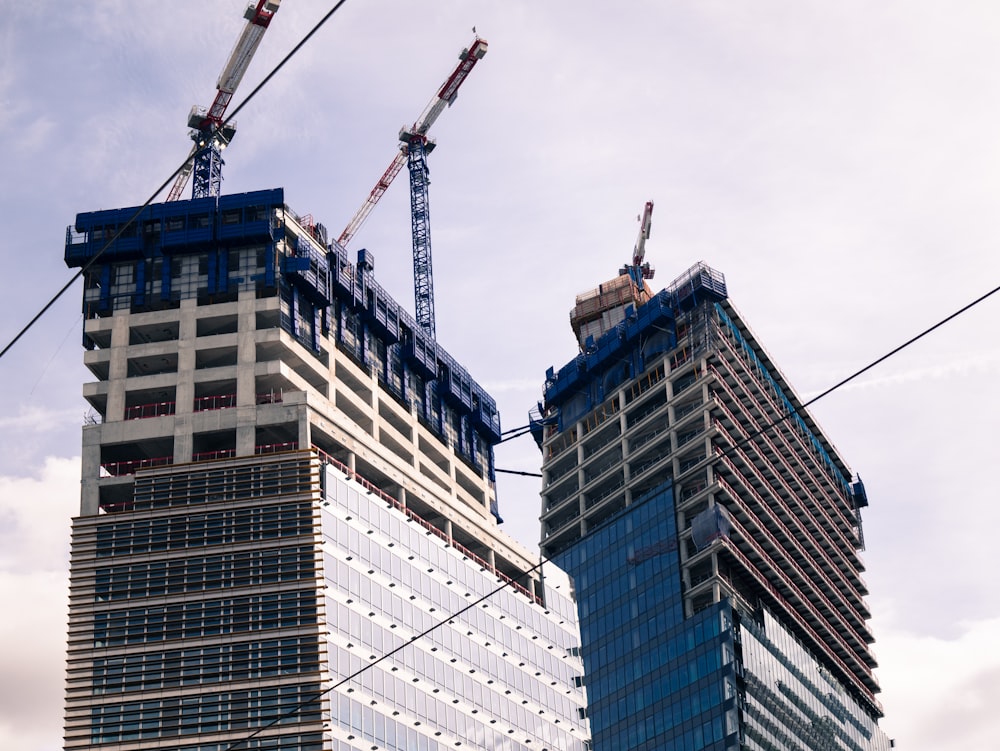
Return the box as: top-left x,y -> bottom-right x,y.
2,1 -> 1000,748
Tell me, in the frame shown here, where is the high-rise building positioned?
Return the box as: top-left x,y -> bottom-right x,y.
62,188 -> 590,751
533,258 -> 892,750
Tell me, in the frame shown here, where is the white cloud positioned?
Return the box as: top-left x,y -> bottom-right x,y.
0,570 -> 71,751
0,458 -> 79,751
0,406 -> 82,435
0,457 -> 79,568
875,616 -> 1000,751
804,351 -> 1000,397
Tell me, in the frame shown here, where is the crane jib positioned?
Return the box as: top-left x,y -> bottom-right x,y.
338,36 -> 489,248
436,41 -> 488,103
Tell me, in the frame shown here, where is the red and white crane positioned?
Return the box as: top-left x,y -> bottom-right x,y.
337,37 -> 489,248
166,0 -> 282,202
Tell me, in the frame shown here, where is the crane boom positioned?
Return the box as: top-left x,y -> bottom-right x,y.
620,200 -> 656,288
337,37 -> 488,247
166,0 -> 282,202
337,152 -> 407,248
633,200 -> 654,268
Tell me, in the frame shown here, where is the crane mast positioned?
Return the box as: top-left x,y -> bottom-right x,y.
406,138 -> 436,336
166,0 -> 282,202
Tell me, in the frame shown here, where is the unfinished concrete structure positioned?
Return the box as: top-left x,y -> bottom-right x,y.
534,260 -> 891,750
62,187 -> 590,751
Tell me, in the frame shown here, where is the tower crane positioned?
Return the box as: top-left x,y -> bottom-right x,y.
166,0 -> 282,202
338,36 -> 489,338
620,200 -> 656,288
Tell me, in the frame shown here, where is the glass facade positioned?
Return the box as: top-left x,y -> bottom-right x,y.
554,480 -> 740,751
737,609 -> 892,751
320,464 -> 590,751
65,455 -> 591,750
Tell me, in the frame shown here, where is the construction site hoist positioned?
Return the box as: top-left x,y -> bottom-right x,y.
166,0 -> 282,202
338,36 -> 489,339
621,200 -> 656,288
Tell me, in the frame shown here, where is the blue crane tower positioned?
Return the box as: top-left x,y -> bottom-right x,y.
401,134 -> 437,336
166,1 -> 282,201
338,37 -> 489,339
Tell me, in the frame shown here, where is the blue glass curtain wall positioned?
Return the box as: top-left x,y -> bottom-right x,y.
554,481 -> 740,751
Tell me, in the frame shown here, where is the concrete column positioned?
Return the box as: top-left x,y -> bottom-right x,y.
173,419 -> 194,464
236,291 -> 257,407
235,292 -> 259,457
105,312 -> 130,422
298,410 -> 310,452
80,426 -> 102,516
175,299 -> 197,409
173,300 -> 198,463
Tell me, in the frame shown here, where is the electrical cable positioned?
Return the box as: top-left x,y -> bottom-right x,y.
500,423 -> 531,436
497,426 -> 532,443
27,313 -> 82,397
495,467 -> 543,478
0,0 -> 351,362
796,282 -> 1000,413
678,283 -> 1000,473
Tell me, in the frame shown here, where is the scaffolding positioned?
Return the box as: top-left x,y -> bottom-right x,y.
569,273 -> 651,348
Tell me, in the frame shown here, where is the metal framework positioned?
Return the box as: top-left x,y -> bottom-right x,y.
190,139 -> 227,200
407,138 -> 435,337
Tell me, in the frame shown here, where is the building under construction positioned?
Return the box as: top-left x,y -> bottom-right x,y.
61,188 -> 591,751
533,224 -> 893,748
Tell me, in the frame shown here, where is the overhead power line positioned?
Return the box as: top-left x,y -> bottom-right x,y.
498,426 -> 533,444
0,0 -> 351,362
495,467 -> 543,478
